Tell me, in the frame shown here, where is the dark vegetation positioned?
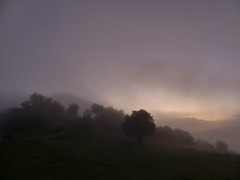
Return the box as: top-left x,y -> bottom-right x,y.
122,109 -> 155,144
0,93 -> 239,179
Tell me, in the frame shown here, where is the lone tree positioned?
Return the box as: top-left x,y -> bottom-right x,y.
122,109 -> 156,144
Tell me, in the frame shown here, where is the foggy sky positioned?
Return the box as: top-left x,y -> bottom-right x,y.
1,0 -> 240,120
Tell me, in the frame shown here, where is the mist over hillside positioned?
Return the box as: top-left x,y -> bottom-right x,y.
2,92 -> 240,152
0,94 -> 28,110
51,93 -> 92,115
193,119 -> 240,152
0,92 -> 239,179
155,115 -> 240,152
1,0 -> 240,178
0,93 -> 92,113
53,93 -> 240,152
156,116 -> 231,133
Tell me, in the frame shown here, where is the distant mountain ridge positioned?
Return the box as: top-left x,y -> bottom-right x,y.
157,117 -> 221,133
193,119 -> 240,152
156,116 -> 240,152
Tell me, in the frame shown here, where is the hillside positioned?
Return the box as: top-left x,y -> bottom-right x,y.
0,93 -> 239,179
0,131 -> 239,179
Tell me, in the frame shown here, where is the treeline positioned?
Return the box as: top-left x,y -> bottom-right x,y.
0,93 -> 124,137
0,93 -> 229,154
154,126 -> 228,154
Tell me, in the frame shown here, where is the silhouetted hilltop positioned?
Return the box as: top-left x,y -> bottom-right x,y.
157,117 -> 223,133
51,93 -> 92,114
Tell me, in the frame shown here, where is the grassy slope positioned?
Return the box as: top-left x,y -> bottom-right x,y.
1,130 -> 240,180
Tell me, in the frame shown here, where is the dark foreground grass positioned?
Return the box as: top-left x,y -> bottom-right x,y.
1,131 -> 240,180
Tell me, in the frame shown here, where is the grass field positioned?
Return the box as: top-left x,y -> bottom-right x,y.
1,130 -> 240,179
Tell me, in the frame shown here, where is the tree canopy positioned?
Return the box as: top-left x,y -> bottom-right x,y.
90,103 -> 124,129
215,140 -> 228,153
155,126 -> 194,145
7,93 -> 65,134
67,103 -> 79,118
122,109 -> 156,144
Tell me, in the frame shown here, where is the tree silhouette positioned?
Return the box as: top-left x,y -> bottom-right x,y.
155,126 -> 194,145
90,104 -> 124,130
83,109 -> 92,120
195,139 -> 215,151
7,93 -> 65,134
91,104 -> 104,116
215,140 -> 228,154
67,103 -> 79,118
122,109 -> 156,144
174,129 -> 194,145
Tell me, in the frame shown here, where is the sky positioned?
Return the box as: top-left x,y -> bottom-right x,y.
0,0 -> 240,120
